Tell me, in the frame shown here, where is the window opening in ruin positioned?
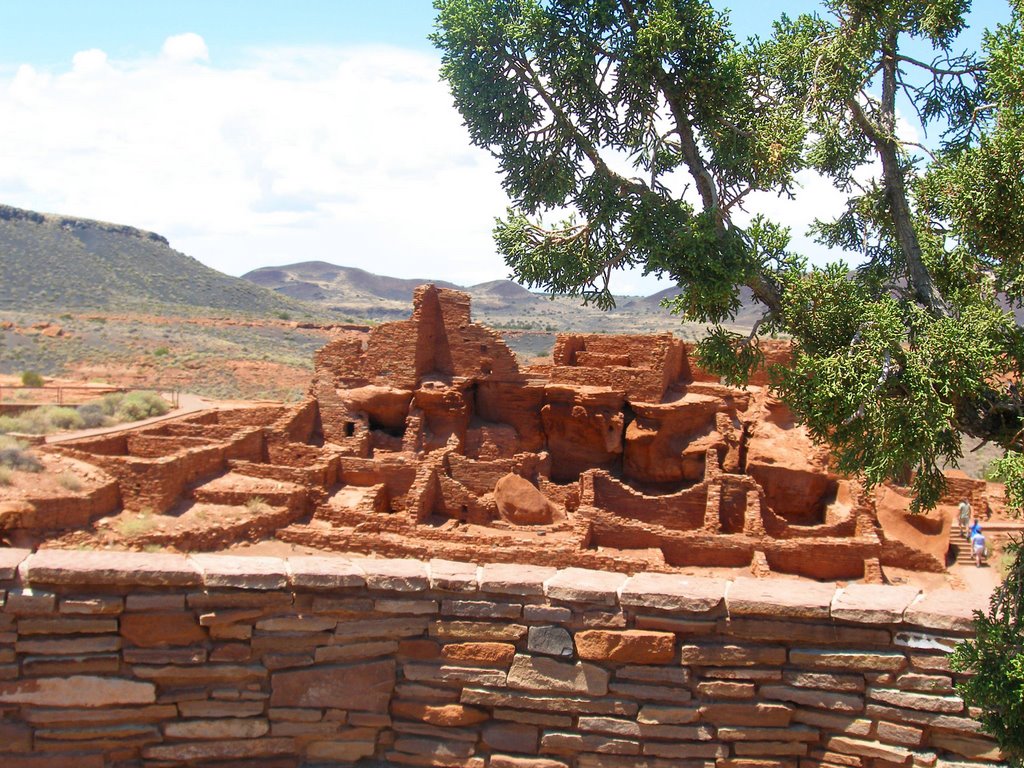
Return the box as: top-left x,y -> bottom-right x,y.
343,421 -> 355,437
368,415 -> 406,438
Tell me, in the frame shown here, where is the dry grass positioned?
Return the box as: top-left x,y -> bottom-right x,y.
57,472 -> 83,492
118,510 -> 158,538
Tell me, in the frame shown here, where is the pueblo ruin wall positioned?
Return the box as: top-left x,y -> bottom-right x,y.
0,548 -> 1005,767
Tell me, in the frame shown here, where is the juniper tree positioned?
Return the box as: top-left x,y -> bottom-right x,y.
432,0 -> 1024,512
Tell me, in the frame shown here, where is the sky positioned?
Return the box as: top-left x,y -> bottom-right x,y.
0,1 -> 1010,295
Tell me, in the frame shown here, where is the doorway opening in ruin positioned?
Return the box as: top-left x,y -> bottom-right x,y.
368,415 -> 405,439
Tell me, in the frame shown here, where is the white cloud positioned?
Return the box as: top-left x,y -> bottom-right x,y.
0,33 -> 891,295
162,33 -> 210,63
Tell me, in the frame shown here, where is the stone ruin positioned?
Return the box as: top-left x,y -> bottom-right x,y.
5,285 -> 1005,580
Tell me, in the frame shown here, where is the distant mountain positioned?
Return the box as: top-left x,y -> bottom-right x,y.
0,205 -> 309,316
622,285 -> 765,327
243,261 -> 545,319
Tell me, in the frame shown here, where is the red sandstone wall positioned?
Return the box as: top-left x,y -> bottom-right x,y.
0,548 -> 1002,768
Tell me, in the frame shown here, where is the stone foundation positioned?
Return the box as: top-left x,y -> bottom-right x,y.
0,548 -> 1005,767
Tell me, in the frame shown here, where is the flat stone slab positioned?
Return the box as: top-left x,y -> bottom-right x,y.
287,556 -> 366,589
358,558 -> 429,592
904,589 -> 985,633
0,675 -> 155,707
21,549 -> 200,587
545,568 -> 628,606
190,554 -> 288,590
727,577 -> 836,619
832,584 -> 921,624
619,573 -> 726,613
480,563 -> 556,596
0,548 -> 31,580
429,559 -> 479,592
270,660 -> 395,711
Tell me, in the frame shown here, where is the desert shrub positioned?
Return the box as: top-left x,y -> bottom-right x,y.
117,509 -> 157,538
20,370 -> 44,387
98,392 -> 124,416
0,466 -> 12,486
45,407 -> 84,431
114,391 -> 169,422
57,472 -> 83,492
153,347 -> 169,357
76,402 -> 110,429
0,436 -> 41,472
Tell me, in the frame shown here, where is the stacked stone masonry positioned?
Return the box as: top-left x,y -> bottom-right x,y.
0,548 -> 1005,767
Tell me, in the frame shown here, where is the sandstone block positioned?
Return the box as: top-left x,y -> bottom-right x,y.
442,599 -> 520,619
178,700 -> 265,718
430,620 -> 527,642
929,734 -> 1003,761
21,549 -> 199,586
142,737 -> 295,761
718,726 -> 819,742
727,578 -> 836,620
484,722 -> 539,753
783,671 -> 863,692
359,558 -> 430,591
700,702 -> 794,726
733,742 -> 809,756
636,705 -> 700,725
680,643 -> 786,666
397,639 -> 440,660
59,597 -> 123,615
461,687 -> 638,716
541,732 -> 641,755
428,558 -> 479,592
761,684 -> 864,713
524,604 -> 573,622
575,629 -> 674,664
392,701 -> 488,727
608,682 -> 692,704
865,703 -> 983,734
256,616 -> 338,632
3,588 -> 56,615
286,555 -> 365,589
619,572 -> 726,613
403,662 -> 507,686
642,741 -> 727,758
190,554 -> 288,589
696,680 -> 755,698
792,709 -> 872,736
0,548 -> 30,579
831,584 -> 921,624
307,739 -> 376,762
876,721 -> 924,746
618,665 -> 689,685
121,612 -> 207,647
495,708 -> 573,727
788,649 -> 907,672
528,625 -> 574,658
133,664 -> 265,686
18,617 -> 117,635
824,736 -> 913,764
442,641 -> 516,666
480,563 -> 557,596
508,653 -> 610,695
490,757 -> 569,768
393,735 -> 475,758
271,660 -> 395,711
867,688 -> 963,713
17,634 -> 122,658
726,618 -> 891,647
545,567 -> 628,606
21,704 -> 178,726
0,676 -> 155,707
336,617 -> 429,640
904,590 -> 982,633
127,594 -> 186,612
164,717 -> 269,739
895,672 -> 954,693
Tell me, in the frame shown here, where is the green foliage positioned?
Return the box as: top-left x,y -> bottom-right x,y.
20,370 -> 43,387
433,0 -> 1024,512
952,538 -> 1024,766
152,346 -> 169,357
113,391 -> 170,422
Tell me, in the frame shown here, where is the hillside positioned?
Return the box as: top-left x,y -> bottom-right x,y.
241,261 -> 731,337
0,205 -> 312,317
